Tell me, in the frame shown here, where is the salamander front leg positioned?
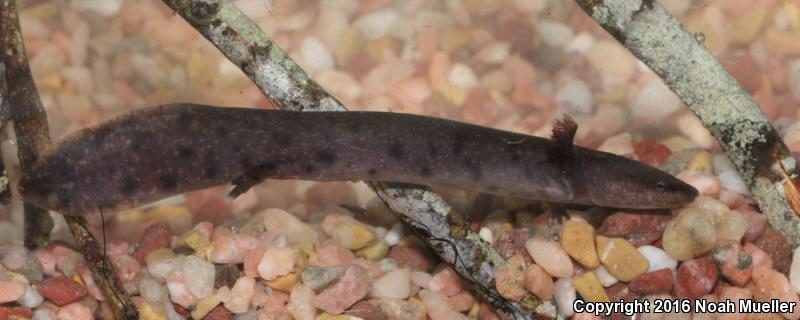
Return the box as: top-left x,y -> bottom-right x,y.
229,163 -> 277,197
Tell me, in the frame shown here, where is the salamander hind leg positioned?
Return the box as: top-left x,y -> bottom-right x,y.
229,163 -> 277,198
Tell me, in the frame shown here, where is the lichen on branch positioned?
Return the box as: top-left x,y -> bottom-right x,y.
574,0 -> 800,246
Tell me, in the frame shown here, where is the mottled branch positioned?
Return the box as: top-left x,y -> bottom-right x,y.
162,0 -> 549,318
0,0 -> 137,318
574,0 -> 800,246
1,0 -> 52,250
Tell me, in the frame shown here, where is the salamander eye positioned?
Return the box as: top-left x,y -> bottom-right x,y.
656,181 -> 666,191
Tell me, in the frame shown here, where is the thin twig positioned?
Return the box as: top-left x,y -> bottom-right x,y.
0,0 -> 137,318
573,0 -> 800,247
161,0 -> 551,318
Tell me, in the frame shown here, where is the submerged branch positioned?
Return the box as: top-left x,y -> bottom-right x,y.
0,0 -> 137,318
574,0 -> 800,246
0,0 -> 52,250
162,0 -> 548,318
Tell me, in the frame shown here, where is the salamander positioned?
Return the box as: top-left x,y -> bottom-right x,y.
17,103 -> 698,215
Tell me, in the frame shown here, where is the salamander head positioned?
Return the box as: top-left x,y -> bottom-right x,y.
573,147 -> 699,209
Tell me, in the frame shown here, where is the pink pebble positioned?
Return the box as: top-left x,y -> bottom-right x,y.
314,265 -> 371,314
524,263 -> 554,300
78,265 -> 104,301
133,223 -> 172,263
321,214 -> 355,236
56,302 -> 92,320
411,271 -> 432,289
677,171 -> 721,197
315,240 -> 356,267
34,250 -> 57,275
744,243 -> 774,272
243,247 -> 265,278
103,241 -> 129,257
36,276 -> 87,306
166,271 -> 195,308
258,247 -> 296,281
739,209 -> 768,242
352,258 -> 383,279
752,268 -> 800,320
447,291 -> 475,312
0,281 -> 26,303
193,222 -> 214,238
110,254 -> 141,282
212,235 -> 258,264
428,266 -> 463,297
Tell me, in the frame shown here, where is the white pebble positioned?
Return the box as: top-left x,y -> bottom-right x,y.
478,227 -> 493,244
633,79 -> 682,120
598,133 -> 634,156
183,255 -> 216,299
353,9 -> 399,41
592,266 -> 619,287
32,309 -> 55,320
565,32 -> 594,54
678,113 -> 715,149
638,245 -> 678,272
718,171 -> 749,195
510,0 -> 546,13
384,223 -> 404,246
475,42 -> 510,65
300,36 -> 335,72
554,278 -> 576,318
372,268 -> 411,299
70,21 -> 90,66
17,283 -> 43,308
139,277 -> 168,303
148,257 -> 182,282
131,54 -> 167,87
78,0 -> 123,16
712,154 -> 737,174
448,63 -> 479,89
555,79 -> 594,115
538,20 -> 574,48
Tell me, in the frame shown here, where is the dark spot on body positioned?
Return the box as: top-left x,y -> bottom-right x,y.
57,194 -> 71,208
177,145 -> 196,159
388,142 -> 404,160
238,154 -> 253,168
427,142 -> 439,158
524,166 -> 537,180
453,132 -> 466,155
214,127 -> 229,138
315,151 -> 336,165
177,112 -> 193,127
487,185 -> 500,192
209,19 -> 222,28
305,164 -> 315,173
346,122 -> 362,133
204,162 -> 218,179
203,150 -> 218,179
158,175 -> 178,191
367,168 -> 377,176
91,129 -> 109,149
511,152 -> 522,162
52,160 -> 75,178
463,159 -> 482,181
272,132 -> 291,146
222,27 -> 236,37
420,167 -> 432,178
130,133 -> 150,152
120,176 -> 138,195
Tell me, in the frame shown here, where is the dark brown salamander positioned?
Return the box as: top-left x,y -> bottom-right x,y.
17,103 -> 698,215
